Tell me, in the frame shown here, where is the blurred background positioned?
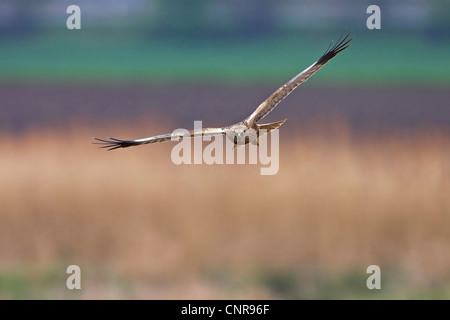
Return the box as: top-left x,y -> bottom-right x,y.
0,0 -> 449,299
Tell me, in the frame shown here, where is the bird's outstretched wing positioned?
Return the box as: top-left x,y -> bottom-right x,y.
94,127 -> 225,151
246,32 -> 353,126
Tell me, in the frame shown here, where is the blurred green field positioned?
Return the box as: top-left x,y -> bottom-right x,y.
1,31 -> 449,85
1,264 -> 449,299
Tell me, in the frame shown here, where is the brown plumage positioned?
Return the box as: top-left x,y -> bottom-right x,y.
94,33 -> 352,151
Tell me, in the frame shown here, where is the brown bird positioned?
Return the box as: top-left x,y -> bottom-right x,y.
94,33 -> 352,151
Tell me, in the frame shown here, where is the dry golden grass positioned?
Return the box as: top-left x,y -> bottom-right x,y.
0,122 -> 449,298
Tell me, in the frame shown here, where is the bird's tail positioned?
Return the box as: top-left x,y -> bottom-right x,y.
257,119 -> 287,134
232,119 -> 287,150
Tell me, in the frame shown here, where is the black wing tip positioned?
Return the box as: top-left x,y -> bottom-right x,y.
317,31 -> 353,65
92,137 -> 135,151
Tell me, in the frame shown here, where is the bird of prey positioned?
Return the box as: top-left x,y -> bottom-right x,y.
94,33 -> 352,151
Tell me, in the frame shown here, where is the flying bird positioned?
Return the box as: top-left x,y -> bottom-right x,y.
94,33 -> 352,151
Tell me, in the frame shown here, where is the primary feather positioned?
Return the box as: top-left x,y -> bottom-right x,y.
246,32 -> 352,126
